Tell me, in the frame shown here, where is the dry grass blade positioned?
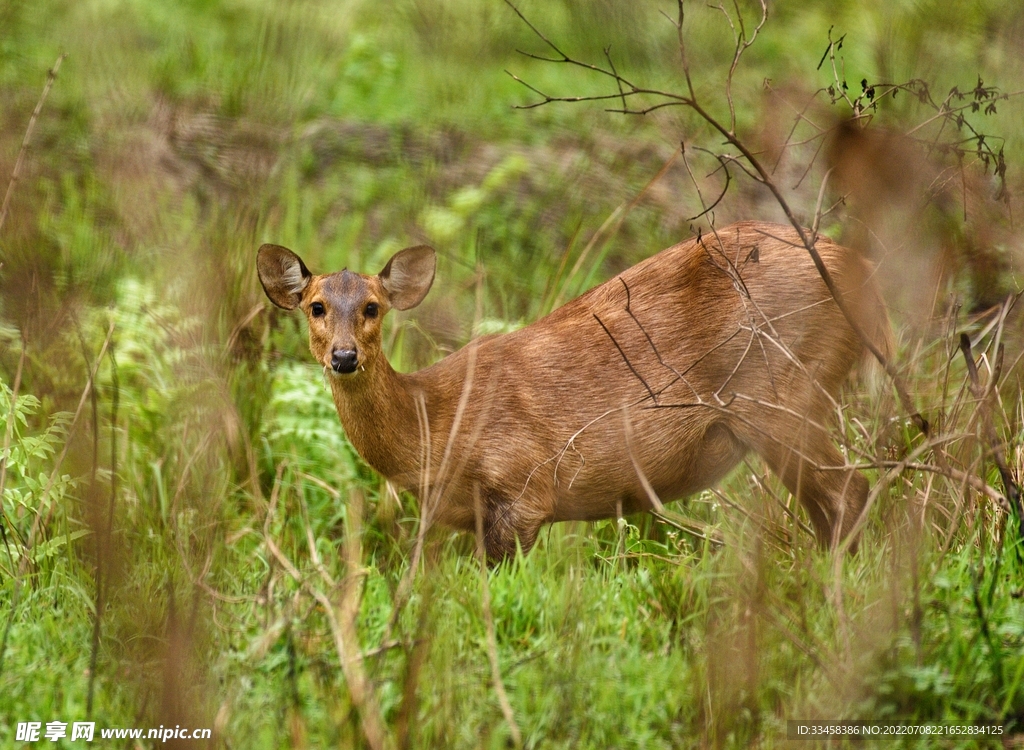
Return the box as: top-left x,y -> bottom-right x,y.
335,489 -> 393,750
382,358 -> 473,646
651,510 -> 723,547
0,341 -> 27,556
21,320 -> 115,573
0,343 -> 27,680
2,324 -> 111,681
474,484 -> 523,748
262,472 -> 392,750
623,411 -> 664,512
394,577 -> 433,750
959,333 -> 1021,520
0,54 -> 66,236
87,341 -> 119,717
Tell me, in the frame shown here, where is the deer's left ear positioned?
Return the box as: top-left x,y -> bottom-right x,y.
257,244 -> 312,310
378,245 -> 436,311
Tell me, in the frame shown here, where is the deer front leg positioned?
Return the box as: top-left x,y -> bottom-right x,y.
479,487 -> 548,562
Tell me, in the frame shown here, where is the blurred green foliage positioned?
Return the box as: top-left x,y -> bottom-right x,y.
1,0 -> 1023,747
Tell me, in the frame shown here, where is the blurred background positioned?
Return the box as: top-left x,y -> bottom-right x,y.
1,0 -> 1024,747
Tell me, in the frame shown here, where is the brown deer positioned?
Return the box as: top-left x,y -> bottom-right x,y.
257,221 -> 889,559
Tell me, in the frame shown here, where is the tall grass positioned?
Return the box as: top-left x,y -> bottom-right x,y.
1,0 -> 1024,747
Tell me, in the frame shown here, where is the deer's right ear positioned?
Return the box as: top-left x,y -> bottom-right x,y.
257,244 -> 312,310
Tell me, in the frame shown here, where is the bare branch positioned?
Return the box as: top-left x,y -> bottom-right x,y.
605,46 -> 628,113
682,145 -> 733,222
720,0 -> 769,133
594,312 -> 657,402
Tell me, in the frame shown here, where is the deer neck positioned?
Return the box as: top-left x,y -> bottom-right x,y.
328,355 -> 422,483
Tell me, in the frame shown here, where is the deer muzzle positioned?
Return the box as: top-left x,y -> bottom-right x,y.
330,348 -> 359,374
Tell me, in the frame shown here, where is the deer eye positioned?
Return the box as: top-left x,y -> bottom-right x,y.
364,303 -> 379,319
310,302 -> 325,317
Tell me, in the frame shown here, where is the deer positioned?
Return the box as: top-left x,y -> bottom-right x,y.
257,221 -> 889,560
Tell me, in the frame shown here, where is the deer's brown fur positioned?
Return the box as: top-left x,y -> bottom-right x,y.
258,221 -> 888,559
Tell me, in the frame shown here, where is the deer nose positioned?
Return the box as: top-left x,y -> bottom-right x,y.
331,348 -> 359,374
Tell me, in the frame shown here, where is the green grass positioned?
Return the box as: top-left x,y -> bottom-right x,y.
2,0 -> 1024,747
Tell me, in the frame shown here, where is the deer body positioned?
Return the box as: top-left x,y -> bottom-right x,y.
258,221 -> 887,558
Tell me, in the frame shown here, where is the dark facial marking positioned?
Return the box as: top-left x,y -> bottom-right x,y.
319,270 -> 373,319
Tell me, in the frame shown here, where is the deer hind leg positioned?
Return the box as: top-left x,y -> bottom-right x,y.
746,418 -> 868,550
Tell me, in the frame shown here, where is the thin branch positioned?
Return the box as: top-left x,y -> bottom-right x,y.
605,46 -> 628,114
619,277 -> 688,386
722,0 -> 769,133
683,145 -> 733,222
504,0 -> 641,88
593,313 -> 657,402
